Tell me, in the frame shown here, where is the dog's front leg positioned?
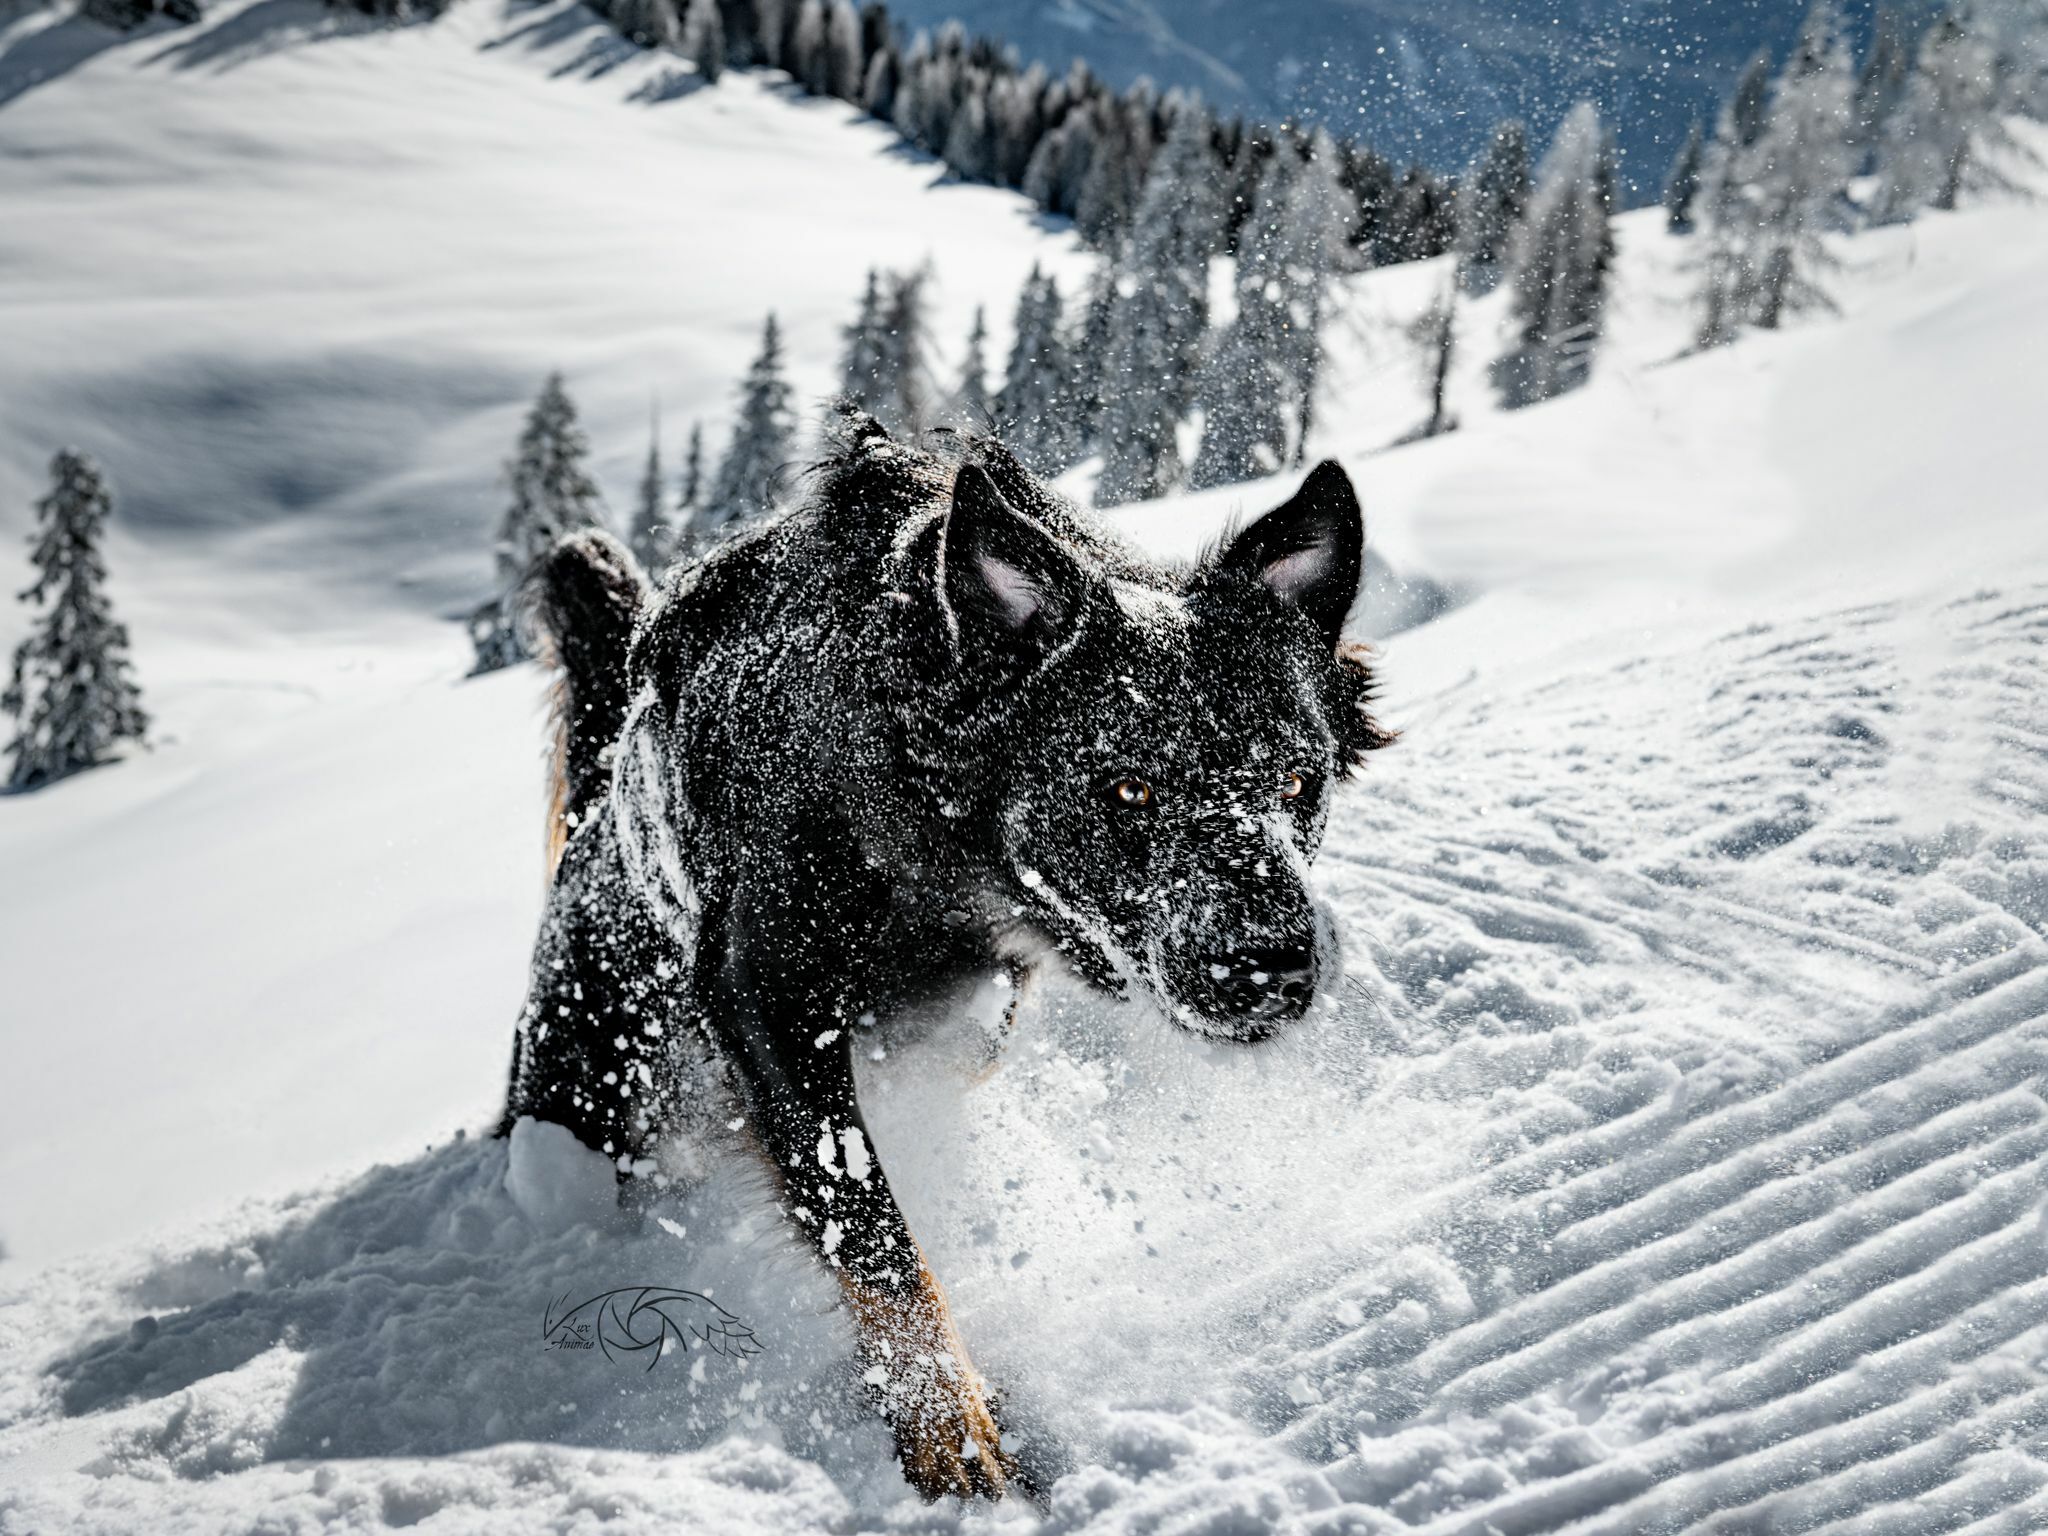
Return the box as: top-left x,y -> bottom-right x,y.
707,914 -> 1021,1501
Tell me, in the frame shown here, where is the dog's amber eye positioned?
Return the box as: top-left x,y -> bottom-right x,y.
1281,772 -> 1307,801
1110,777 -> 1153,808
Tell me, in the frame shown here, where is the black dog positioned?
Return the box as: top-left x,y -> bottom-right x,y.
497,417 -> 1390,1499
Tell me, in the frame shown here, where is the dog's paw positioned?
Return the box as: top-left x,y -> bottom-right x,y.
870,1352 -> 1022,1501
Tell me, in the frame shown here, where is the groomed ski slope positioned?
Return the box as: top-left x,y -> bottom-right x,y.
2,3 -> 2048,1531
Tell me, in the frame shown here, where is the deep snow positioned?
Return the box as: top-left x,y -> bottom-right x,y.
2,2 -> 2047,1532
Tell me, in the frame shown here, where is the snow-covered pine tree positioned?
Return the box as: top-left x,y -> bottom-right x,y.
790,0 -> 827,92
743,0 -> 782,69
1664,119 -> 1705,233
825,0 -> 862,99
996,265 -> 1080,473
861,42 -> 898,118
1691,48 -> 1780,348
684,0 -> 724,82
875,266 -> 933,438
4,451 -> 148,791
1067,255 -> 1119,454
1274,128 -> 1348,459
1023,109 -> 1094,220
954,305 -> 993,424
990,64 -> 1049,186
839,268 -> 889,419
679,421 -> 704,518
702,314 -> 796,542
1744,1 -> 1858,331
943,89 -> 997,183
1074,109 -> 1138,249
628,417 -> 671,575
1094,101 -> 1223,506
1874,3 -> 2029,220
1456,120 -> 1530,296
1191,148 -> 1294,489
472,372 -> 608,672
1491,102 -> 1616,410
1856,5 -> 1916,161
1386,164 -> 1456,262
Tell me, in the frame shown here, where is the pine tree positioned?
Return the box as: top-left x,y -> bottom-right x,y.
790,0 -> 827,92
1856,6 -> 1915,162
861,44 -> 898,118
702,314 -> 796,541
1456,120 -> 1530,296
1074,110 -> 1138,248
1874,4 -> 2029,220
679,422 -> 704,516
1492,102 -> 1616,410
1192,149 -> 1294,489
4,451 -> 148,791
1386,164 -> 1456,262
1664,120 -> 1705,233
1694,2 -> 1856,343
472,373 -> 607,672
943,89 -> 997,182
825,0 -> 862,99
839,268 -> 890,419
628,416 -> 671,574
1067,255 -> 1118,454
1094,103 -> 1222,506
997,265 -> 1081,473
874,266 -> 932,438
1748,1 -> 1859,330
953,305 -> 993,424
745,0 -> 782,68
1275,129 -> 1347,458
684,0 -> 724,82
1692,49 -> 1781,347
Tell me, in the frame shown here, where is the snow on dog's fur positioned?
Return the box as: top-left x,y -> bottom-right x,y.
498,413 -> 1390,1500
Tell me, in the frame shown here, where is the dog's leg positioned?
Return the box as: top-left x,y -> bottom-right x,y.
706,907 -> 1021,1501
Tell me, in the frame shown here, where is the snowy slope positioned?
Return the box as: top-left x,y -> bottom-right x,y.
3,3 -> 2048,1531
0,0 -> 1093,619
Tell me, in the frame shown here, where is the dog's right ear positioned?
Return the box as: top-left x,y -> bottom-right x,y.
936,464 -> 1088,663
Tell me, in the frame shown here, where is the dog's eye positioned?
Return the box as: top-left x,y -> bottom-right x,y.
1109,777 -> 1153,809
1281,771 -> 1307,801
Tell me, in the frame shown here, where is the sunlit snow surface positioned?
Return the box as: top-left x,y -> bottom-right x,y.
3,2 -> 2048,1531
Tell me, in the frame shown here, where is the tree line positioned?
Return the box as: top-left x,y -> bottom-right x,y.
22,0 -> 2048,770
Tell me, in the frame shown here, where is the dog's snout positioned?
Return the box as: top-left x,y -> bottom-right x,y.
1202,947 -> 1317,1025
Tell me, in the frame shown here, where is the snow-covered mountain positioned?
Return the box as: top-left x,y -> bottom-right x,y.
884,0 -> 1939,197
2,1 -> 2047,1532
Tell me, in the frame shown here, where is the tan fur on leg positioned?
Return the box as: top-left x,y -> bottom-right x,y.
839,1257 -> 1019,1500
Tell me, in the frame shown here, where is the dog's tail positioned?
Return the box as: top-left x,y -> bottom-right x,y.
529,529 -> 652,880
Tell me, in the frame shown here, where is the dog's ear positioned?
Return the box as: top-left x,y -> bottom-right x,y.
939,464 -> 1087,661
1216,460 -> 1364,649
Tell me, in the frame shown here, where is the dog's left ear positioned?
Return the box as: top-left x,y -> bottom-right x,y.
939,463 -> 1088,661
1217,460 -> 1364,649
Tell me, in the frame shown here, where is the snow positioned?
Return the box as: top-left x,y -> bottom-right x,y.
3,3 -> 2048,1532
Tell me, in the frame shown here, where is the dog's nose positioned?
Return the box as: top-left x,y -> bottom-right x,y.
1203,947 -> 1318,1021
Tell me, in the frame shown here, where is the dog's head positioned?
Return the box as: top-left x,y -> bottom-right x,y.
904,454 -> 1391,1042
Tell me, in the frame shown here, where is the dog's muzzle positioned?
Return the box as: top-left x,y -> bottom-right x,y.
1195,945 -> 1318,1039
